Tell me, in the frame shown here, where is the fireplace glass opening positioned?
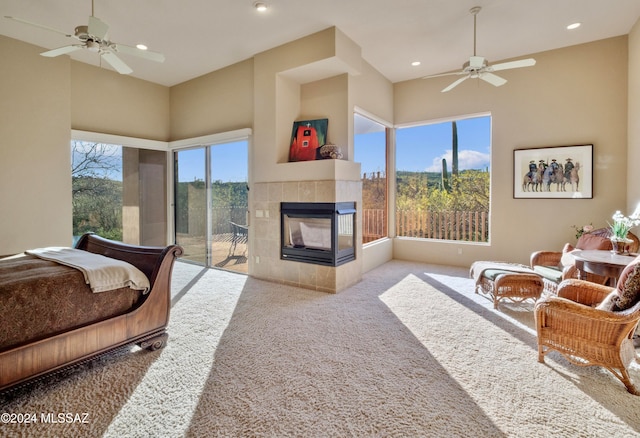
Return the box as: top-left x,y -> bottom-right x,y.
281,202 -> 356,266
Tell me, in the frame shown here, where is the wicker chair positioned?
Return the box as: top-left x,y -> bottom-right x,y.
535,278 -> 640,395
530,228 -> 639,295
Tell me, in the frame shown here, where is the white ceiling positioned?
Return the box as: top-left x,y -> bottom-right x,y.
1,0 -> 640,87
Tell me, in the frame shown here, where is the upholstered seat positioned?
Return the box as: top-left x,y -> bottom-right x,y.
535,254 -> 640,394
530,228 -> 639,295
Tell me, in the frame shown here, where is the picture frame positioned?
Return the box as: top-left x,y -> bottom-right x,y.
288,118 -> 328,162
513,144 -> 593,199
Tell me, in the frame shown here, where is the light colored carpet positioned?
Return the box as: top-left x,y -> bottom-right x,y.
3,260 -> 640,437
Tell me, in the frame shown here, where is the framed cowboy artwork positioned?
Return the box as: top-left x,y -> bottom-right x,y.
288,118 -> 328,162
513,144 -> 593,199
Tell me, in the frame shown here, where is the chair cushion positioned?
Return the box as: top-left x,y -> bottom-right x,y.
482,269 -> 516,281
576,233 -> 612,251
596,291 -> 620,311
614,258 -> 640,310
533,265 -> 563,283
597,255 -> 640,311
559,233 -> 613,269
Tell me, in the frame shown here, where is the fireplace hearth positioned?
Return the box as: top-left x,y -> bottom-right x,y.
281,202 -> 356,266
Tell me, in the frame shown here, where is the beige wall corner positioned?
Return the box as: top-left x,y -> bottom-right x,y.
170,59 -> 254,141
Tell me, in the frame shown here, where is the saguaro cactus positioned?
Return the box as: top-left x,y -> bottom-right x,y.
441,158 -> 451,192
452,121 -> 459,177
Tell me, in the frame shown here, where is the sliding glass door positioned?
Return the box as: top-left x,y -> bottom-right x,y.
175,148 -> 208,265
174,141 -> 249,272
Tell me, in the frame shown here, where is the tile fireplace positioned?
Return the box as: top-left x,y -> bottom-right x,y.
251,177 -> 363,293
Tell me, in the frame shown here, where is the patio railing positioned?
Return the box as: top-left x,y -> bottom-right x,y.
364,209 -> 489,243
180,206 -> 488,243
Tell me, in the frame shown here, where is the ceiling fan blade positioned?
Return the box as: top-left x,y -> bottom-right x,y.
41,45 -> 83,57
88,16 -> 109,40
422,71 -> 465,80
490,58 -> 536,72
114,44 -> 165,63
101,52 -> 133,74
4,15 -> 71,37
480,72 -> 507,87
442,76 -> 469,92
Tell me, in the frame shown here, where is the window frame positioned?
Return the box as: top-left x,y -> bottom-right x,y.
354,108 -> 392,245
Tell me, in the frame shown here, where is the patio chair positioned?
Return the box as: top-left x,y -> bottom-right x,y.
228,221 -> 248,258
534,254 -> 640,394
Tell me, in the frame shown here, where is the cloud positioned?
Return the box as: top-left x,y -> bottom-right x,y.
425,149 -> 490,172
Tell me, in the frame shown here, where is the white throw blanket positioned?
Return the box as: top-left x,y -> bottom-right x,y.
26,247 -> 150,294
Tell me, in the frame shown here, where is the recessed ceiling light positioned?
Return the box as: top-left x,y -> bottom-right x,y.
411,61 -> 421,66
136,44 -> 148,51
254,2 -> 268,12
567,22 -> 581,30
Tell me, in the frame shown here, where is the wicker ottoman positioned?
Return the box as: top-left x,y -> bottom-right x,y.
472,263 -> 544,309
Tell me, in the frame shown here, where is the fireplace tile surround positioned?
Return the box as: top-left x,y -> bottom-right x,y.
251,179 -> 363,293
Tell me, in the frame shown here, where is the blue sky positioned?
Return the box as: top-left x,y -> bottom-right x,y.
175,141 -> 249,183
355,115 -> 491,175
397,116 -> 491,173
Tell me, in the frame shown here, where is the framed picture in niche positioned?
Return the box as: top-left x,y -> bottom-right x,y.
513,144 -> 593,199
288,118 -> 328,162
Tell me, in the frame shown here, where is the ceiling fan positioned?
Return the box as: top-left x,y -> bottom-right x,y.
4,0 -> 164,75
423,6 -> 535,92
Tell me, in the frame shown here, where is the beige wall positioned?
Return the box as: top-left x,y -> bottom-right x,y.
394,36 -> 629,267
139,149 -> 168,246
169,59 -> 254,141
0,36 -> 72,253
71,62 -> 170,141
122,147 -> 141,245
122,148 -> 168,247
350,60 -> 394,125
300,75 -> 349,156
629,18 -> 640,216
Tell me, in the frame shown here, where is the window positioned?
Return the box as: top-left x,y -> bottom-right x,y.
395,115 -> 491,242
71,140 -> 123,242
71,135 -> 168,247
354,113 -> 388,243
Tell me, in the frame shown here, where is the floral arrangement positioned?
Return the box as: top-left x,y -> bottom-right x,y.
572,223 -> 593,239
608,210 -> 640,241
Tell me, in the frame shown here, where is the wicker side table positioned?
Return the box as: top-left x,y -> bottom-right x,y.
477,270 -> 544,309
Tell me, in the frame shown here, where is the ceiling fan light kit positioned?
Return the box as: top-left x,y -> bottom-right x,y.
423,6 -> 536,92
4,0 -> 165,75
